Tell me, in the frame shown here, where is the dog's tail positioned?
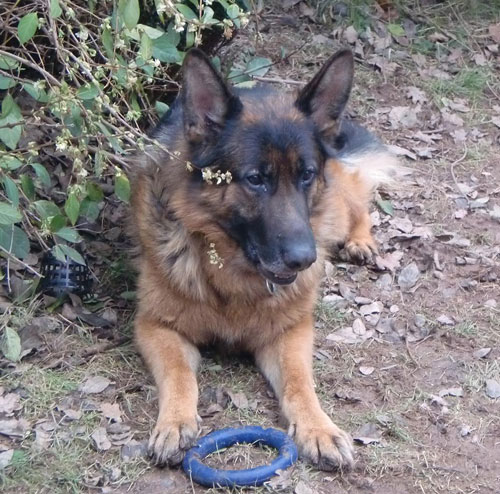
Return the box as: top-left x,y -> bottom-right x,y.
328,120 -> 401,189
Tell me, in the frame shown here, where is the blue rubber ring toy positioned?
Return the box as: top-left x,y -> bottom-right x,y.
182,426 -> 298,487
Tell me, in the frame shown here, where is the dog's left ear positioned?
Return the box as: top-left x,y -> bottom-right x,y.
295,49 -> 354,138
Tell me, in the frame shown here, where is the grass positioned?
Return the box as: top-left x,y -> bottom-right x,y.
427,67 -> 494,105
314,300 -> 346,329
464,359 -> 500,393
453,321 -> 478,337
2,366 -> 83,419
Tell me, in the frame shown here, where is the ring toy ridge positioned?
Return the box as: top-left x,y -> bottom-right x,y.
182,426 -> 298,487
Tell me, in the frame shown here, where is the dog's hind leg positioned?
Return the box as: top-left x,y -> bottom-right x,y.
135,317 -> 201,466
255,315 -> 354,471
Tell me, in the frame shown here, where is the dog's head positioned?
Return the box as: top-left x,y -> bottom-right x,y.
179,48 -> 354,285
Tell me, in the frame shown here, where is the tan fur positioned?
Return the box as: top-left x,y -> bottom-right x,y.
131,140 -> 386,469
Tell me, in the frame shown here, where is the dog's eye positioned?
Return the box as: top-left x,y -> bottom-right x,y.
301,169 -> 316,185
246,173 -> 264,187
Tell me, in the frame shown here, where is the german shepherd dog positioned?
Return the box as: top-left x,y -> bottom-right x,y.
130,48 -> 397,471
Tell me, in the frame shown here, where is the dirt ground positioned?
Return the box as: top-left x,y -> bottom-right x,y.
1,1 -> 500,493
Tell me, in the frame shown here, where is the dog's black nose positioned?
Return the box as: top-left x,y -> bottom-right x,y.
283,241 -> 317,271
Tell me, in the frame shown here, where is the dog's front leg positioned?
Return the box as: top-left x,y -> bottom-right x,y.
255,315 -> 354,471
135,317 -> 200,465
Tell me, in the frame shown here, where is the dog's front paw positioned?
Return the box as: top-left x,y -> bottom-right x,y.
340,236 -> 378,264
148,414 -> 199,466
289,411 -> 354,471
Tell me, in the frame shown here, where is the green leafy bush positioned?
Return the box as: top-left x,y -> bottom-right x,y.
0,0 -> 249,284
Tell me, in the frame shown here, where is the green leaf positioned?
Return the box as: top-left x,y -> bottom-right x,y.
0,55 -> 19,70
226,4 -> 240,19
155,101 -> 169,118
245,57 -> 272,77
101,27 -> 114,59
0,224 -> 30,259
137,24 -> 165,39
20,175 -> 35,200
114,173 -> 130,202
54,226 -> 81,243
1,327 -> 21,362
80,198 -> 100,221
1,158 -> 22,174
64,192 -> 80,225
18,13 -> 39,45
0,202 -> 22,225
50,0 -> 63,18
175,4 -> 197,20
119,0 -> 140,30
0,75 -> 16,90
376,197 -> 394,216
23,83 -> 49,103
33,200 -> 61,220
0,156 -> 23,171
49,214 -> 66,232
86,182 -> 104,202
0,94 -> 23,150
53,244 -> 66,263
228,68 -> 249,84
152,34 -> 182,63
3,176 -> 19,207
77,83 -> 100,100
387,23 -> 405,37
31,163 -> 51,187
54,244 -> 86,265
139,33 -> 153,61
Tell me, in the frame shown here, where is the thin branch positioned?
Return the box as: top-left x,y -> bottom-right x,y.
0,48 -> 60,86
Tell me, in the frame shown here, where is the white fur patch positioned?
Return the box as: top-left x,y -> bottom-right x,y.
340,150 -> 402,189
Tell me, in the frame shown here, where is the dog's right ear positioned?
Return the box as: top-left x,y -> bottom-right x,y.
181,49 -> 240,147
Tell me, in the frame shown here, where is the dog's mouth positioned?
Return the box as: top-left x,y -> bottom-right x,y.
245,244 -> 298,285
257,265 -> 297,285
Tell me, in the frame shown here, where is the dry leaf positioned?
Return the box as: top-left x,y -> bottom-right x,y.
91,427 -> 112,451
100,402 -> 122,422
388,106 -> 419,129
386,144 -> 417,160
0,393 -> 22,416
352,318 -> 366,335
398,262 -> 420,292
353,423 -> 382,445
227,391 -> 249,410
473,348 -> 491,359
0,450 -> 14,469
344,25 -> 358,44
0,418 -> 30,438
485,379 -> 500,399
295,481 -> 315,494
406,86 -> 427,104
79,376 -> 111,394
359,366 -> 375,376
326,326 -> 373,344
437,315 -> 455,326
488,23 -> 500,43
